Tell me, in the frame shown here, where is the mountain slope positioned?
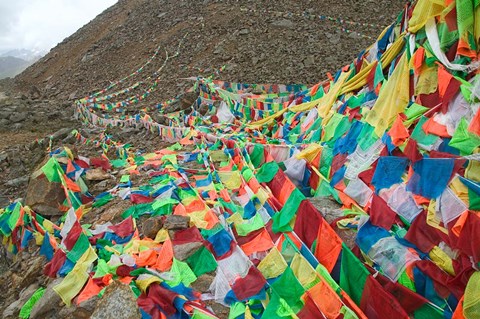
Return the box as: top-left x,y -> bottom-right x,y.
15,0 -> 407,100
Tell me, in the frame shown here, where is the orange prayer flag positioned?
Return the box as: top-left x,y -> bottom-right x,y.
277,180 -> 296,205
173,203 -> 187,216
185,199 -> 207,213
308,279 -> 343,319
452,295 -> 466,319
314,219 -> 343,273
240,229 -> 274,256
413,47 -> 425,75
389,115 -> 410,146
76,277 -> 103,305
65,177 -> 81,192
337,191 -> 356,209
468,108 -> 480,136
437,66 -> 453,98
204,209 -> 219,229
102,274 -> 113,286
422,117 -> 450,138
118,276 -> 134,285
135,249 -> 158,267
412,194 -> 430,206
155,239 -> 173,271
66,160 -> 76,174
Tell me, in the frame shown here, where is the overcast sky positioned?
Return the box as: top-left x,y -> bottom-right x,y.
0,0 -> 117,54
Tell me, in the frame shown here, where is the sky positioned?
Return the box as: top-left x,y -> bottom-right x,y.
0,0 -> 117,54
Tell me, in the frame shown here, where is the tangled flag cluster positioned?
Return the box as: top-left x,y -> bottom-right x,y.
2,0 -> 480,318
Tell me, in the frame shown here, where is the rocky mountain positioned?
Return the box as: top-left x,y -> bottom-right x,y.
15,0 -> 408,100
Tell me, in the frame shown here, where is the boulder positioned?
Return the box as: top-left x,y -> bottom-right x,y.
141,216 -> 163,239
24,174 -> 65,216
3,283 -> 39,318
164,215 -> 190,230
90,281 -> 141,319
29,278 -> 62,319
191,274 -> 215,293
173,241 -> 203,261
57,296 -> 99,319
271,19 -> 295,29
86,168 -> 111,181
93,198 -> 132,225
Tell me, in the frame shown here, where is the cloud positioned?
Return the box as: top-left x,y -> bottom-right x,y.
0,0 -> 117,53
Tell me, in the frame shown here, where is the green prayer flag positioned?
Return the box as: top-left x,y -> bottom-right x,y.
42,157 -> 62,182
314,179 -> 341,203
357,123 -> 379,151
322,113 -> 344,142
413,303 -> 445,319
270,267 -> 305,313
110,159 -> 127,168
403,103 -> 429,126
468,188 -> 480,210
192,309 -> 217,319
242,167 -> 254,182
122,203 -> 153,218
411,116 -> 439,146
250,144 -> 265,168
272,189 -> 304,233
7,202 -> 21,230
339,244 -> 369,305
19,287 -> 46,319
235,213 -> 264,236
151,198 -> 179,211
67,233 -> 91,263
228,302 -> 247,319
166,258 -> 197,287
92,193 -> 114,208
256,161 -> 279,183
167,143 -> 182,151
186,246 -> 217,277
449,118 -> 480,155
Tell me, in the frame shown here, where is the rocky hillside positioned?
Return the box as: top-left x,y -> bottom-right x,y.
15,0 -> 408,101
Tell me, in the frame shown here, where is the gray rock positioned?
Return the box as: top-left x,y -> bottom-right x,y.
86,168 -> 111,181
329,36 -> 341,45
90,281 -> 141,319
271,19 -> 295,29
29,279 -> 63,319
164,215 -> 190,230
239,28 -> 250,35
5,175 -> 29,187
3,283 -> 39,318
9,112 -> 27,123
68,91 -> 77,100
191,274 -> 215,293
0,153 -> 8,163
304,55 -> 315,67
173,241 -> 203,261
0,110 -> 12,119
142,216 -> 163,239
81,53 -> 93,62
51,127 -> 72,141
